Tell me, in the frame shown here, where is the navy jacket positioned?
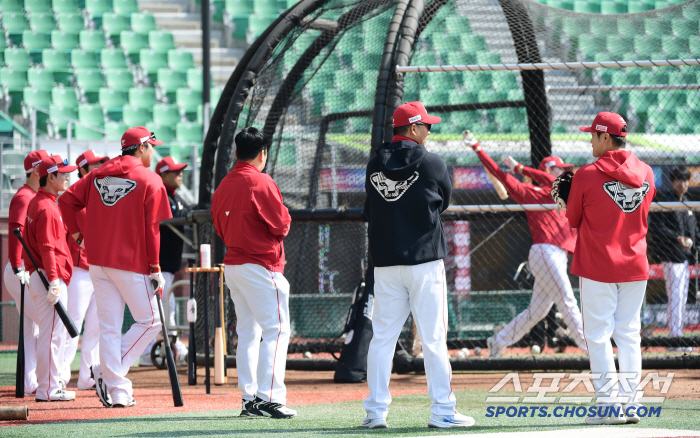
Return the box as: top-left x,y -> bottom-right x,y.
649,191 -> 700,264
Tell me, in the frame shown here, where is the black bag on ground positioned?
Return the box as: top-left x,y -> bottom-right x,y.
333,266 -> 375,383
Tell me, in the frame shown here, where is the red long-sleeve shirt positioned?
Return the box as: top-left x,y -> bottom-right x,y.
475,146 -> 577,253
66,208 -> 89,270
515,164 -> 556,188
212,161 -> 291,273
58,156 -> 172,275
8,184 -> 36,269
24,189 -> 73,284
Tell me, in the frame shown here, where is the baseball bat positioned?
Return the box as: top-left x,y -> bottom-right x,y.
15,282 -> 25,398
214,290 -> 225,386
12,229 -> 79,338
219,265 -> 227,377
153,281 -> 184,407
0,406 -> 29,421
203,272 -> 211,394
187,258 -> 197,386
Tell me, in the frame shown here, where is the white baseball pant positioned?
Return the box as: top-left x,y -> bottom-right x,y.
580,277 -> 647,404
364,259 -> 456,419
492,244 -> 587,351
662,261 -> 689,337
27,271 -> 68,400
63,266 -> 100,389
89,265 -> 161,405
3,261 -> 40,394
140,272 -> 187,362
224,264 -> 291,405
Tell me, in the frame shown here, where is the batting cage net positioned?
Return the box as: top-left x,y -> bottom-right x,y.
191,0 -> 700,367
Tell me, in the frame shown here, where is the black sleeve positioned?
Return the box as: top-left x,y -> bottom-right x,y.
429,155 -> 452,213
650,212 -> 679,242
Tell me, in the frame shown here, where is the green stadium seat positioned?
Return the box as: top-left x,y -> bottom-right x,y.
640,69 -> 669,85
658,89 -> 686,107
476,52 -> 501,65
25,0 -> 53,12
477,89 -> 507,103
139,49 -> 168,83
51,30 -> 80,52
668,70 -> 696,84
427,72 -> 461,90
4,49 -> 32,71
0,0 -> 24,12
546,0 -> 575,10
578,35 -> 606,58
102,13 -> 131,45
52,86 -> 79,108
507,88 -> 524,101
153,103 -> 181,125
682,4 -> 700,19
560,16 -> 587,36
56,13 -> 85,33
27,66 -> 54,90
122,31 -> 150,61
628,90 -> 656,112
492,71 -> 518,91
248,15 -> 275,39
661,35 -> 689,56
432,34 -> 460,53
41,49 -> 72,84
671,18 -> 697,38
444,16 -> 470,34
210,86 -> 223,106
168,50 -> 195,71
29,13 -> 57,33
105,69 -> 134,89
52,0 -> 81,13
106,120 -> 129,140
447,89 -> 478,105
606,36 -> 633,57
122,104 -> 153,125
101,48 -> 129,69
689,36 -> 700,54
654,0 -> 672,9
80,30 -> 107,52
85,0 -> 112,27
230,14 -> 251,40
647,106 -> 675,132
336,32 -> 363,54
645,18 -> 672,36
113,0 -> 140,16
253,0 -> 280,15
176,88 -> 202,118
444,51 -> 477,67
462,71 -> 492,90
131,13 -> 157,34
675,108 -> 700,131
71,49 -> 100,69
601,0 -> 627,14
611,69 -> 641,85
459,34 -> 487,52
24,87 -> 51,108
3,13 -> 29,46
149,123 -> 176,142
49,103 -> 78,131
495,107 -> 527,130
573,0 -> 601,13
186,68 -> 204,91
76,103 -> 105,139
157,69 -> 186,101
99,87 -> 128,120
75,69 -> 104,102
590,20 -> 615,36
0,68 -> 27,92
628,0 -> 655,12
128,87 -> 157,111
418,89 -> 449,107
633,35 -> 661,54
616,20 -> 640,38
176,122 -> 203,144
226,0 -> 254,15
149,30 -> 176,53
22,30 -> 51,63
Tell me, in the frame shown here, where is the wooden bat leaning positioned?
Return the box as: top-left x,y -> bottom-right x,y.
214,265 -> 226,385
11,229 -> 79,338
15,283 -> 25,398
153,280 -> 184,407
187,259 -> 197,386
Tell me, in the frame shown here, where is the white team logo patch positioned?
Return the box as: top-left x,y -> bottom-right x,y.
603,180 -> 650,213
94,176 -> 137,207
370,171 -> 419,202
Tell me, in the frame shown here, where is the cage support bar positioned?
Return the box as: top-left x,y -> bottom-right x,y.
548,84 -> 700,93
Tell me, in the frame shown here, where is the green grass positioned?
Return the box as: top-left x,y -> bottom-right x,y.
4,389 -> 699,437
0,351 -> 82,387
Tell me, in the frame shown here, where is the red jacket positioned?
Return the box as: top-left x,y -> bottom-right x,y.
566,150 -> 656,283
475,147 -> 577,253
58,156 -> 172,275
212,161 -> 291,273
8,184 -> 36,269
24,189 -> 73,284
516,165 -> 556,188
66,208 -> 89,270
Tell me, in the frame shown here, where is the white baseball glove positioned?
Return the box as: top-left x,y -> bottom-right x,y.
13,267 -> 30,285
462,130 -> 480,150
150,268 -> 165,299
504,156 -> 520,173
46,279 -> 60,305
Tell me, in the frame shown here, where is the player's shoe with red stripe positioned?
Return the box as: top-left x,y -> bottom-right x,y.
90,364 -> 112,407
249,396 -> 296,419
428,412 -> 476,428
360,417 -> 388,429
36,389 -> 76,402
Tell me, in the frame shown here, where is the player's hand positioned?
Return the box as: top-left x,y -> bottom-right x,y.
551,171 -> 574,213
462,130 -> 480,150
150,266 -> 165,299
46,279 -> 61,305
678,236 -> 693,249
504,156 -> 522,173
13,267 -> 30,285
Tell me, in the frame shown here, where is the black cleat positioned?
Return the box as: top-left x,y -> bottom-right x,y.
240,398 -> 260,417
249,396 -> 297,419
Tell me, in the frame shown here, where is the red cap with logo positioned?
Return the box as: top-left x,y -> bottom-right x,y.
76,150 -> 108,168
38,155 -> 78,178
121,126 -> 163,150
579,111 -> 627,137
538,156 -> 574,171
24,149 -> 49,172
392,101 -> 442,127
156,156 -> 188,175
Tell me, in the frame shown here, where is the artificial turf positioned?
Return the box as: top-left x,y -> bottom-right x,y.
3,389 -> 699,437
0,352 -> 82,387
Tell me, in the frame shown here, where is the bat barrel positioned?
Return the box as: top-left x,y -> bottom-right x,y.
0,406 -> 29,421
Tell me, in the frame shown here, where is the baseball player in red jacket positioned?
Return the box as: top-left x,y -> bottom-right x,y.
59,127 -> 172,408
3,149 -> 49,396
559,112 -> 656,425
464,132 -> 587,357
211,127 -> 295,419
61,150 -> 108,391
25,155 -> 78,402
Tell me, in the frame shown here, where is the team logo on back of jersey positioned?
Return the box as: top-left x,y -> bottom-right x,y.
370,171 -> 419,202
94,176 -> 137,207
603,180 -> 650,213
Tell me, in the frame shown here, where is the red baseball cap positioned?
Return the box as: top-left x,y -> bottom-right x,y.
76,149 -> 108,168
392,101 -> 442,127
24,150 -> 49,172
38,155 -> 78,178
538,156 -> 574,171
579,111 -> 627,137
156,156 -> 188,175
121,126 -> 163,150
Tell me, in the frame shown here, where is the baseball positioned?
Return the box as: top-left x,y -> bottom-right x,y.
685,238 -> 693,247
473,346 -> 482,356
303,351 -> 312,358
531,345 -> 541,354
456,347 -> 470,358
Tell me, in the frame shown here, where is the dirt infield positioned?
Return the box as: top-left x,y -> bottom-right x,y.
1,366 -> 697,427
